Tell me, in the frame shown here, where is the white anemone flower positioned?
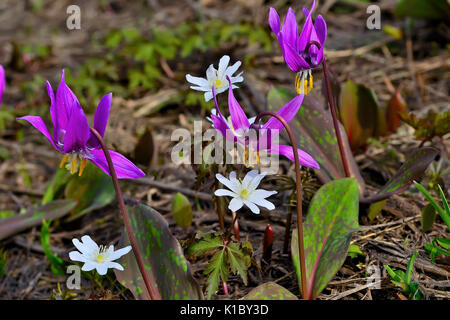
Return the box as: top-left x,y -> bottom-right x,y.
214,170 -> 277,214
69,235 -> 132,275
186,55 -> 243,102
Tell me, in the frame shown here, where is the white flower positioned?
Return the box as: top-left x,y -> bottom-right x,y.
186,55 -> 243,102
69,235 -> 132,275
214,170 -> 277,214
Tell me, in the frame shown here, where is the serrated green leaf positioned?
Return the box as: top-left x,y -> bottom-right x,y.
226,242 -> 250,285
187,234 -> 223,257
205,248 -> 228,300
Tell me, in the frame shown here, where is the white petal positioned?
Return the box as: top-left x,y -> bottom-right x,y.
69,251 -> 87,263
206,65 -> 216,82
225,61 -> 241,77
217,55 -> 230,78
248,116 -> 256,125
228,198 -> 244,212
109,246 -> 132,261
216,173 -> 240,193
214,189 -> 238,198
230,76 -> 244,84
243,200 -> 260,214
186,74 -> 209,87
248,189 -> 277,200
72,238 -> 89,255
96,265 -> 108,276
81,262 -> 96,272
242,170 -> 259,188
80,235 -> 99,253
247,193 -> 276,211
189,85 -> 210,92
204,91 -> 213,102
247,171 -> 267,191
105,262 -> 124,271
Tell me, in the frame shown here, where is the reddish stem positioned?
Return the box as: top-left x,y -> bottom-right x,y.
231,211 -> 240,241
90,128 -> 160,300
262,224 -> 274,264
322,60 -> 351,178
253,111 -> 308,299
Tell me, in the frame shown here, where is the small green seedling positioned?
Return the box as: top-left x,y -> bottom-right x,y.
384,252 -> 422,300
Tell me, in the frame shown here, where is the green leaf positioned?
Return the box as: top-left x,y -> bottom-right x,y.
114,201 -> 203,300
347,244 -> 365,259
64,162 -> 115,222
226,241 -> 251,286
405,252 -> 418,285
367,200 -> 387,222
292,178 -> 360,299
171,193 -> 193,229
40,219 -> 65,275
186,234 -> 223,257
395,0 -> 450,20
421,203 -> 436,232
339,81 -> 385,150
243,282 -> 298,300
415,181 -> 450,230
267,86 -> 365,194
0,200 -> 77,241
204,248 -> 228,300
363,147 -> 439,204
42,167 -> 71,204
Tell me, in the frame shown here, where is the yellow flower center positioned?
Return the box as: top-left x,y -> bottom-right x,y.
240,188 -> 249,199
214,79 -> 224,89
59,153 -> 87,176
96,254 -> 104,262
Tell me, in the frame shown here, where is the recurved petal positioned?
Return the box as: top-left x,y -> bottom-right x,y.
282,37 -> 310,72
88,149 -> 145,179
268,7 -> 281,35
281,8 -> 299,48
17,116 -> 59,151
63,103 -> 90,153
262,94 -> 303,132
87,93 -> 112,148
226,76 -> 250,132
268,144 -> 320,169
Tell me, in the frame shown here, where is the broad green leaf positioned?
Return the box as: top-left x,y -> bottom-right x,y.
243,282 -> 298,300
64,162 -> 115,222
41,219 -> 65,275
362,147 -> 439,204
292,178 -> 359,299
395,0 -> 450,20
0,200 -> 77,241
115,201 -> 203,300
172,192 -> 193,229
267,86 -> 365,194
339,80 -> 385,150
421,204 -> 436,232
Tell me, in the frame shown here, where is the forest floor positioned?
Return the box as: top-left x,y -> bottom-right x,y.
0,0 -> 448,300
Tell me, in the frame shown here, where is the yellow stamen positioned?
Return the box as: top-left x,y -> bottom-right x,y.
78,158 -> 87,176
240,189 -> 248,199
96,254 -> 103,263
70,158 -> 78,175
295,71 -> 313,95
59,154 -> 69,168
214,79 -> 223,89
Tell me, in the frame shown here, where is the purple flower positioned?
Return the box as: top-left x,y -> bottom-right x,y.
269,1 -> 327,95
0,64 -> 4,107
211,77 -> 319,169
17,70 -> 145,179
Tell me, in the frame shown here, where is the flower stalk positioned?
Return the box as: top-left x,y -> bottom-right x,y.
231,211 -> 240,241
89,127 -> 160,300
253,111 -> 308,300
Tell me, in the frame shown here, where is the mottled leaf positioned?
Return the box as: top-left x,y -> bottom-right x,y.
267,86 -> 365,194
292,178 -> 359,299
362,147 -> 439,203
172,192 -> 193,229
115,201 -> 203,300
243,282 -> 298,300
0,200 -> 77,241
